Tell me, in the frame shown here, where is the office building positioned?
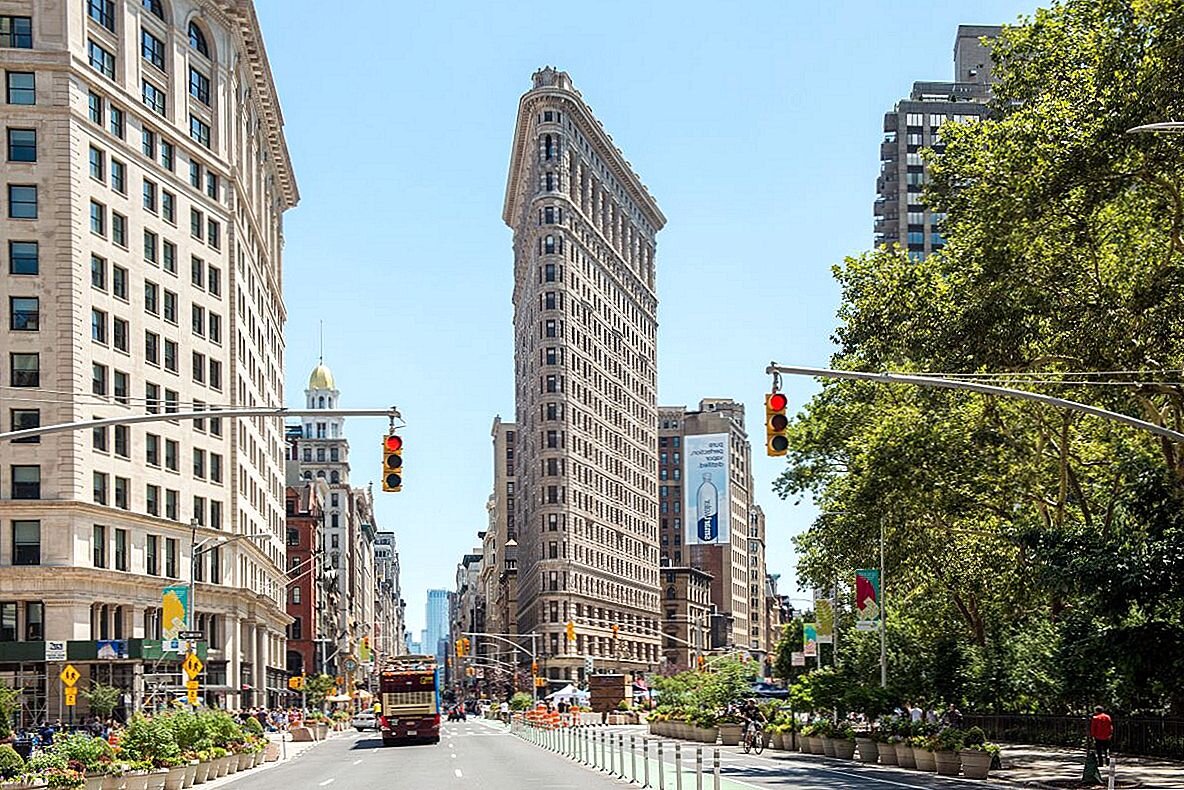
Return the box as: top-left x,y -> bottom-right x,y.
504,67 -> 666,680
0,0 -> 297,720
425,589 -> 450,665
875,25 -> 1000,258
657,399 -> 767,662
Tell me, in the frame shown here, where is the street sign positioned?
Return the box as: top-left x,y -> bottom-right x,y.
185,680 -> 200,691
45,641 -> 67,661
64,687 -> 77,706
59,664 -> 80,687
344,657 -> 358,673
179,630 -> 203,640
162,639 -> 181,653
288,676 -> 305,690
182,654 -> 204,679
187,689 -> 199,706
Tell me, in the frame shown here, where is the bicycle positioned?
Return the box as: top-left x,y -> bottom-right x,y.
740,720 -> 765,755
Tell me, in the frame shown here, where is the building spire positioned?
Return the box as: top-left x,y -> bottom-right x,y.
319,320 -> 324,364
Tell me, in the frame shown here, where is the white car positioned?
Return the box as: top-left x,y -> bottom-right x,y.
351,711 -> 378,731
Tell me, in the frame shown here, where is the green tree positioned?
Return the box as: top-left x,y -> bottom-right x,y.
777,0 -> 1184,714
0,679 -> 19,739
82,681 -> 122,719
303,674 -> 335,710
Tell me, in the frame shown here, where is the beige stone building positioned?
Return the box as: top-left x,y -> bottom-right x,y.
504,68 -> 665,681
658,400 -> 768,663
0,0 -> 296,721
481,417 -> 516,639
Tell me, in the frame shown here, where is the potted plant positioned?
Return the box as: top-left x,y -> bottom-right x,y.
854,730 -> 878,763
892,721 -> 916,768
958,727 -> 998,780
931,728 -> 963,776
0,745 -> 24,781
911,729 -> 937,772
38,768 -> 85,790
831,722 -> 857,760
53,732 -> 113,790
815,719 -> 837,757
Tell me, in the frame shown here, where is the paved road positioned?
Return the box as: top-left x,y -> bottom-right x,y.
217,719 -> 1017,789
214,718 -> 634,790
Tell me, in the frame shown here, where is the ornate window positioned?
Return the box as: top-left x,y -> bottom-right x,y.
142,0 -> 164,19
188,21 -> 209,58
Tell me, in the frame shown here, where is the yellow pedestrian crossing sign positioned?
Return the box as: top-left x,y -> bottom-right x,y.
183,653 -> 203,679
64,687 -> 78,706
187,689 -> 199,706
288,676 -> 305,690
60,664 -> 80,686
186,679 -> 200,691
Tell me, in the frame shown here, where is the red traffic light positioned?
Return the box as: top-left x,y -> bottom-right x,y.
384,434 -> 403,452
768,393 -> 788,411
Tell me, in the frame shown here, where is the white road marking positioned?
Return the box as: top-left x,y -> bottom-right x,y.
454,769 -> 463,778
351,759 -> 362,765
318,780 -> 335,787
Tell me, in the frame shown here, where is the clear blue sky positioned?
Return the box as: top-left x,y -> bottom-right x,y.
255,0 -> 1037,636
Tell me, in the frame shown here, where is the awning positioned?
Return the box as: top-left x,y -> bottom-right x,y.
352,689 -> 373,699
326,694 -> 352,703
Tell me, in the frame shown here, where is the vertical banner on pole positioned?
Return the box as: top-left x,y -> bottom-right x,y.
161,585 -> 189,642
802,623 -> 818,657
813,589 -> 834,644
855,570 -> 881,631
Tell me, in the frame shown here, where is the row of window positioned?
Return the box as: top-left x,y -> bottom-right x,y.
89,197 -> 221,254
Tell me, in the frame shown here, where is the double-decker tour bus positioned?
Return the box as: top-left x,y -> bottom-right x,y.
378,654 -> 440,745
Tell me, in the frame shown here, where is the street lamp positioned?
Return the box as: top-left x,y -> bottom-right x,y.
1126,121 -> 1184,134
188,521 -> 273,639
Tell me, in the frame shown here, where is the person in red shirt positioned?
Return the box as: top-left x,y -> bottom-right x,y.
1089,705 -> 1113,763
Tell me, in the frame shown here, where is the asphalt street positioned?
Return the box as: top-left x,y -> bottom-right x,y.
216,719 -> 1017,790
214,718 -> 636,790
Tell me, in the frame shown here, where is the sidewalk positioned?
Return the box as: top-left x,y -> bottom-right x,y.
200,727 -> 353,788
991,743 -> 1183,789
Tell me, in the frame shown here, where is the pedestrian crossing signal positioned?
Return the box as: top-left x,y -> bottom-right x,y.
382,433 -> 403,492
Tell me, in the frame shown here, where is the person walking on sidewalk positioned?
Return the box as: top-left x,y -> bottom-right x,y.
1090,705 -> 1113,764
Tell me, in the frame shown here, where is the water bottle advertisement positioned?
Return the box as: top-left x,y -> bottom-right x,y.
684,433 -> 731,545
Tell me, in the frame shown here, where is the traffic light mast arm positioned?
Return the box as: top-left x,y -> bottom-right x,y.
0,406 -> 402,443
765,363 -> 1184,444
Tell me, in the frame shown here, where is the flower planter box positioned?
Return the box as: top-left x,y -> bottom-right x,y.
718,724 -> 742,746
163,765 -> 187,790
191,762 -> 210,785
832,739 -> 856,760
216,756 -> 231,778
695,726 -> 718,743
264,742 -> 281,762
959,749 -> 992,780
101,776 -> 126,790
913,747 -> 937,772
83,775 -> 106,790
182,762 -> 197,788
934,750 -> 960,776
771,732 -> 785,750
2,781 -> 49,790
808,735 -> 824,755
894,742 -> 915,768
821,736 -> 836,757
854,738 -> 878,763
877,742 -> 898,765
145,770 -> 167,790
124,773 -> 150,790
314,724 -> 329,741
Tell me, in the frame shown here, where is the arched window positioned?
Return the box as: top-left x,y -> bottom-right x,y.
188,21 -> 209,57
544,135 -> 554,160
330,471 -> 340,484
544,235 -> 555,254
142,0 -> 164,19
318,396 -> 325,408
302,471 -> 312,480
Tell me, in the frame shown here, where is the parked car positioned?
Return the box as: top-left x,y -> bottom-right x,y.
750,682 -> 789,699
352,710 -> 378,731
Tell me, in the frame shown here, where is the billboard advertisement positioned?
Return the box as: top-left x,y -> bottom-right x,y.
684,433 -> 730,545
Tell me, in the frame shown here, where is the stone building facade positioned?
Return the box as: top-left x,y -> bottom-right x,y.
0,0 -> 296,721
503,67 -> 666,681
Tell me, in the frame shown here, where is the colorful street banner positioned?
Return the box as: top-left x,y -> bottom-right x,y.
814,589 -> 835,643
162,585 -> 189,641
802,623 -> 818,657
684,434 -> 731,545
855,569 -> 881,631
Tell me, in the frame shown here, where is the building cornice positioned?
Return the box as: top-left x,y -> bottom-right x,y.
503,70 -> 665,230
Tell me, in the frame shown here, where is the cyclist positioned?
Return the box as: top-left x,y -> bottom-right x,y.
737,698 -> 765,753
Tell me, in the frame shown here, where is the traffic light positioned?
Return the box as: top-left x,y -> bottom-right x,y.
382,433 -> 404,492
455,638 -> 465,657
611,624 -> 619,640
463,637 -> 471,655
765,392 -> 789,457
565,621 -> 575,643
530,660 -> 538,675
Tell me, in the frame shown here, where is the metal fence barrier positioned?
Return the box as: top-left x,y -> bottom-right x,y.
964,714 -> 1184,760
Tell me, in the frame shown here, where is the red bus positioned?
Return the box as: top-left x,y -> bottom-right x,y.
378,655 -> 440,745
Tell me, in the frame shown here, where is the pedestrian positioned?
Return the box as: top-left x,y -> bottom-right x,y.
909,701 -> 923,723
1090,705 -> 1113,765
944,703 -> 962,729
